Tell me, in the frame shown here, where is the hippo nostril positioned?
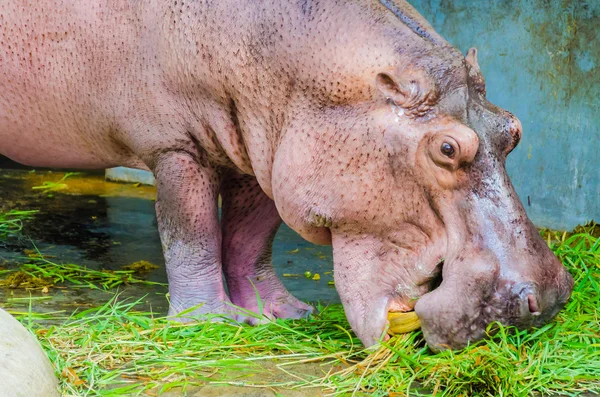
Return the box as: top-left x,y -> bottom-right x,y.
512,282 -> 541,318
527,294 -> 541,316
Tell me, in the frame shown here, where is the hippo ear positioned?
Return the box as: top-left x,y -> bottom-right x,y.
465,47 -> 481,73
466,47 -> 486,95
376,72 -> 413,106
376,71 -> 436,114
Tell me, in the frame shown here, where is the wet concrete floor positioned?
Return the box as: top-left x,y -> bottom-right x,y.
0,169 -> 338,317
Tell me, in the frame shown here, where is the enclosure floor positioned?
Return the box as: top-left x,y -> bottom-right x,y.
0,169 -> 338,318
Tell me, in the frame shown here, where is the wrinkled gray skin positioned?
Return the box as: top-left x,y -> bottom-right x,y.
0,0 -> 573,350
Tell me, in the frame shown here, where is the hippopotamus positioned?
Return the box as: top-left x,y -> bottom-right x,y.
0,0 -> 573,350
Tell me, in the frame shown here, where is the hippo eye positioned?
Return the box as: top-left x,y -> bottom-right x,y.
440,142 -> 456,158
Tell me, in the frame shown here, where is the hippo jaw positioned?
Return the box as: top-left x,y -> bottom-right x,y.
330,226 -> 447,347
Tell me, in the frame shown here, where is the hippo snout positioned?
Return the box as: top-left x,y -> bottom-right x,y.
414,249 -> 574,351
496,258 -> 574,330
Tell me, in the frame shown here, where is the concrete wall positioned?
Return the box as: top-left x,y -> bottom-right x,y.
106,167 -> 155,186
410,0 -> 599,230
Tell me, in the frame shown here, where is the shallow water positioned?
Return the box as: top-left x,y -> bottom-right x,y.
0,169 -> 338,317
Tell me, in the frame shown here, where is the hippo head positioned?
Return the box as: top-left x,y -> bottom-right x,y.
270,2 -> 573,351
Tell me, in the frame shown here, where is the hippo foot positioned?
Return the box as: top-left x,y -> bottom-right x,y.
167,294 -> 237,323
231,277 -> 314,325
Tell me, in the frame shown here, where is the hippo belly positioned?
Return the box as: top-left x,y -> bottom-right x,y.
0,0 -> 150,170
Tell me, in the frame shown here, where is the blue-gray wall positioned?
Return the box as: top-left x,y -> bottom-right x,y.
410,0 -> 599,230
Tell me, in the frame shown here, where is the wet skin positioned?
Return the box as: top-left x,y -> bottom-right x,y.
0,0 -> 573,350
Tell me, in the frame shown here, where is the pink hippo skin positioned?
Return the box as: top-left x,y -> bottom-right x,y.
0,0 -> 573,350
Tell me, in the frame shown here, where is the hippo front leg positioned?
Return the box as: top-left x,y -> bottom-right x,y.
153,151 -> 232,319
221,172 -> 313,322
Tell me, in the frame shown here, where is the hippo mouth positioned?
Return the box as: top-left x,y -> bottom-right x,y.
384,259 -> 444,335
331,233 -> 447,347
392,258 -> 444,306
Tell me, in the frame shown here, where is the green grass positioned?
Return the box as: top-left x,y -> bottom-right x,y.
2,210 -> 599,396
31,172 -> 79,192
0,255 -> 165,290
0,209 -> 38,238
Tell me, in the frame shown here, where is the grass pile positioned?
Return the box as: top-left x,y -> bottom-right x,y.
28,299 -> 357,395
2,209 -> 599,396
